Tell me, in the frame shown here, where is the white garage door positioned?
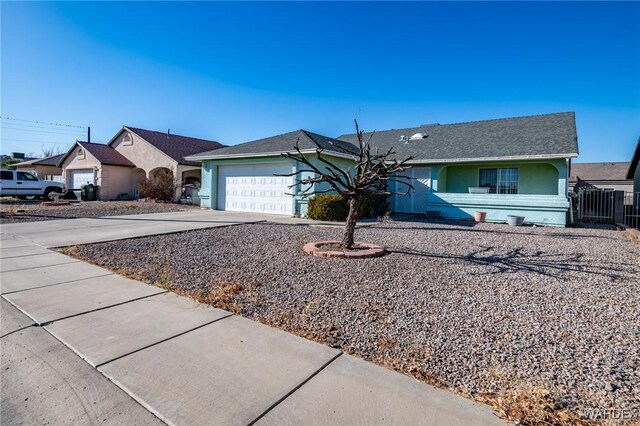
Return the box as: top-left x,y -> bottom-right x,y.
70,169 -> 94,189
217,163 -> 293,214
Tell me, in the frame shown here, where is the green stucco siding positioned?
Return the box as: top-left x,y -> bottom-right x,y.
444,166 -> 478,193
442,161 -> 561,195
305,155 -> 355,194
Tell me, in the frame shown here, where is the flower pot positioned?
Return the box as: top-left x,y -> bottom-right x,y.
507,215 -> 525,226
473,211 -> 487,222
469,187 -> 490,194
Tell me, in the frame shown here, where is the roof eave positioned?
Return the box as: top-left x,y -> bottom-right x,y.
106,126 -> 129,147
178,160 -> 202,166
12,159 -> 39,167
406,153 -> 578,164
56,141 -> 82,167
101,163 -> 136,168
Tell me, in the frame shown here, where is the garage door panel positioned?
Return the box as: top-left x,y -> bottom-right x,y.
70,170 -> 94,190
217,164 -> 293,215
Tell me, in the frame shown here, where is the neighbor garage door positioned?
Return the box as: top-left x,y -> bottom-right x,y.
69,169 -> 94,189
217,163 -> 293,214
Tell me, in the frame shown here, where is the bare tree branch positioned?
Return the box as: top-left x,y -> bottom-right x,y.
279,121 -> 417,248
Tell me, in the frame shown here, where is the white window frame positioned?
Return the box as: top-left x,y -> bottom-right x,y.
478,167 -> 519,194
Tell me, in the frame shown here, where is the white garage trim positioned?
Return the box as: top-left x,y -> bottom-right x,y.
217,163 -> 294,215
69,169 -> 95,189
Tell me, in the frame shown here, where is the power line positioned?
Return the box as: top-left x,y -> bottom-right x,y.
0,116 -> 86,129
1,126 -> 86,136
0,138 -> 74,145
0,121 -> 87,132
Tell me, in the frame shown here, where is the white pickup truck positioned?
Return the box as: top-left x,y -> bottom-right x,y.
0,169 -> 66,200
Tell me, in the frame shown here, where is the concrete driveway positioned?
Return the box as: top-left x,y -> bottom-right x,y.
0,210 -> 284,248
0,209 -> 377,248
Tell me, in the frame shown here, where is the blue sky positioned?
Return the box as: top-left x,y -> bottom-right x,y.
1,1 -> 639,162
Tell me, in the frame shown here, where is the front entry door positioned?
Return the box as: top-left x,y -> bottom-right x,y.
394,167 -> 431,213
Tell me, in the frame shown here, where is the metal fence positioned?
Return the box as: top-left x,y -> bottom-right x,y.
575,189 -> 615,223
571,189 -> 640,229
624,192 -> 640,229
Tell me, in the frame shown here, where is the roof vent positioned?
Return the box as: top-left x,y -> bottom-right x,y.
399,135 -> 408,142
409,133 -> 428,140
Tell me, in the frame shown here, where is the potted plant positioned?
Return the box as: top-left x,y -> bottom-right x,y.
507,215 -> 525,226
474,211 -> 487,222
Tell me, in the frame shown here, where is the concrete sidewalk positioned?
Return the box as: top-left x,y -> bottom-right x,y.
1,300 -> 162,425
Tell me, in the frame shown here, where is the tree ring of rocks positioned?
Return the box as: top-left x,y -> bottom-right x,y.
302,241 -> 386,259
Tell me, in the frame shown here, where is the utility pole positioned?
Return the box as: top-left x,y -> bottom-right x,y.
87,126 -> 91,143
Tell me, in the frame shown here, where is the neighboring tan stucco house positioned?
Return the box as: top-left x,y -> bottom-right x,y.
12,154 -> 64,182
57,127 -> 224,200
188,112 -> 578,226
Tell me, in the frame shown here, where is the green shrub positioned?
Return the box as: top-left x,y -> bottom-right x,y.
138,169 -> 177,201
359,192 -> 390,218
306,193 -> 390,221
306,194 -> 348,221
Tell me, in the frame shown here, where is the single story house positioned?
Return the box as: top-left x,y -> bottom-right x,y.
12,154 -> 65,181
56,127 -> 224,200
187,112 -> 578,226
627,137 -> 640,194
569,162 -> 633,193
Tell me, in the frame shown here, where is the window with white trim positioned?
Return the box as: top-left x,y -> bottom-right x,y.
479,168 -> 518,194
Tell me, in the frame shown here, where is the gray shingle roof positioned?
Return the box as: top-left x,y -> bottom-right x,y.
569,162 -> 632,182
338,112 -> 578,162
125,127 -> 225,166
190,129 -> 359,159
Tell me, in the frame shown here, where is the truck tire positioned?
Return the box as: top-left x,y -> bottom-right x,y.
43,187 -> 63,201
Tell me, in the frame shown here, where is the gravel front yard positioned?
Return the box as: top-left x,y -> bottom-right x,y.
61,219 -> 640,423
0,199 -> 197,223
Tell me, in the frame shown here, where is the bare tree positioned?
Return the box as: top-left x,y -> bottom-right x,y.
280,120 -> 415,249
41,145 -> 66,157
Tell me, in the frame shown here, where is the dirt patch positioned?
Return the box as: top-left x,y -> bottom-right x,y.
0,200 -> 197,223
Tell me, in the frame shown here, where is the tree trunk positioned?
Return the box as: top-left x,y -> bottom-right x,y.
342,196 -> 361,249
